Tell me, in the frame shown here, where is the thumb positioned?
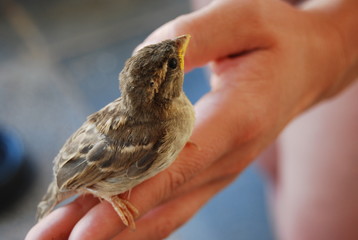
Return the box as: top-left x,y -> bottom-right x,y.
135,0 -> 273,71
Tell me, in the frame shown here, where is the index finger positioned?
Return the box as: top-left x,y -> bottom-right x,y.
135,0 -> 274,72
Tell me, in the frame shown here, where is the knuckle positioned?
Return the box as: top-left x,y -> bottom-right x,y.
165,167 -> 187,193
162,151 -> 206,195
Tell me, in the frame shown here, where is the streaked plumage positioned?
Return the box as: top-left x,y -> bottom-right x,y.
37,35 -> 195,230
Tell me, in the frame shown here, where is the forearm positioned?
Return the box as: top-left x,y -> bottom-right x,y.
300,0 -> 358,96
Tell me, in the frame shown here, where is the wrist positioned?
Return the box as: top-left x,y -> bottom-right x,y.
300,0 -> 358,98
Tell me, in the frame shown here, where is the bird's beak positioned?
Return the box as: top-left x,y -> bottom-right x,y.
174,34 -> 191,70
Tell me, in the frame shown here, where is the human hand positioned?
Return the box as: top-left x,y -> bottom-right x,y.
26,0 -> 355,239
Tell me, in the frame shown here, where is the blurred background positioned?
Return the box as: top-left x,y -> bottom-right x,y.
0,0 -> 274,239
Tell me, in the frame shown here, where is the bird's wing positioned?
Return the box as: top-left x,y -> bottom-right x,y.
54,118 -> 165,191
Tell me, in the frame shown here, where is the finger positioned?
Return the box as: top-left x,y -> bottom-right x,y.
69,200 -> 123,240
25,195 -> 99,240
191,0 -> 215,10
168,146 -> 256,201
113,176 -> 236,240
136,0 -> 275,71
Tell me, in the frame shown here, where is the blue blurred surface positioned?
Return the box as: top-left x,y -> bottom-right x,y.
0,127 -> 24,186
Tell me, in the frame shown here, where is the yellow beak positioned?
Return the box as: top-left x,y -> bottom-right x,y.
174,34 -> 191,70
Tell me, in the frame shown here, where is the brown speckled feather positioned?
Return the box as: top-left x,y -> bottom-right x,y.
55,98 -> 166,191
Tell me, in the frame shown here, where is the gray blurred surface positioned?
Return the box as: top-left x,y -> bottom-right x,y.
0,1 -> 274,239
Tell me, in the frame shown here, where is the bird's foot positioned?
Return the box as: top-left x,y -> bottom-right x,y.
110,196 -> 139,231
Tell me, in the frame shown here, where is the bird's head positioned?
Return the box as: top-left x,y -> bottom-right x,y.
119,35 -> 190,110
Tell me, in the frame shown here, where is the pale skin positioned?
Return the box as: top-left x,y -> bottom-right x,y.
26,0 -> 358,239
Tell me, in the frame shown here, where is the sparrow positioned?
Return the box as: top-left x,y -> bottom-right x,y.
37,35 -> 195,230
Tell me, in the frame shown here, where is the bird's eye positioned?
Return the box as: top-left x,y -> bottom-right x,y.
168,58 -> 178,69
150,81 -> 155,87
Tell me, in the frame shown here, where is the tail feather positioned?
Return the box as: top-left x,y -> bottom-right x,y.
37,181 -> 59,221
37,181 -> 77,221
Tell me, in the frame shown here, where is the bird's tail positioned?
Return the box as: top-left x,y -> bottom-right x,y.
36,181 -> 59,221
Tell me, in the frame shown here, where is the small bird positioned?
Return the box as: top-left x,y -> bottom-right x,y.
37,35 -> 195,230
